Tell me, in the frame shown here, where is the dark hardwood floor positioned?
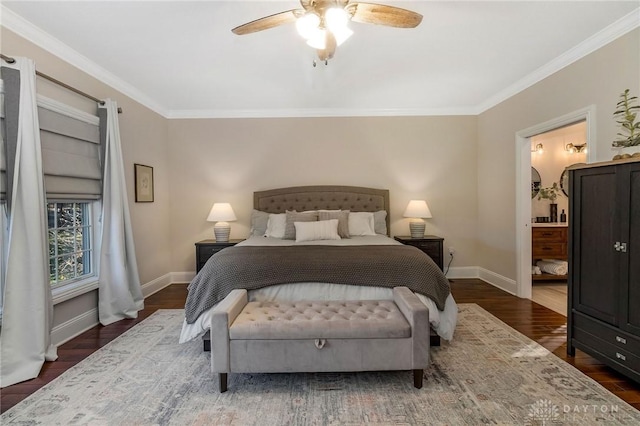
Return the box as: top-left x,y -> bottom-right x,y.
2,279 -> 639,413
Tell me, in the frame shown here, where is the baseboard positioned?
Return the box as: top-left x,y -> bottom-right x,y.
51,308 -> 99,347
478,267 -> 517,295
171,272 -> 195,284
141,273 -> 173,297
446,266 -> 479,279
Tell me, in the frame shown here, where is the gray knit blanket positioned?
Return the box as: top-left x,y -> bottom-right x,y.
184,245 -> 451,324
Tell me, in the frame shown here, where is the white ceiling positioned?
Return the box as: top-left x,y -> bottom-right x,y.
2,1 -> 639,118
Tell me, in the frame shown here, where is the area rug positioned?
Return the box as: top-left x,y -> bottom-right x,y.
3,305 -> 639,425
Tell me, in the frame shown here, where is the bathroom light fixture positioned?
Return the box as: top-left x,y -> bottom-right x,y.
207,203 -> 237,242
532,143 -> 544,154
403,200 -> 432,238
565,143 -> 587,154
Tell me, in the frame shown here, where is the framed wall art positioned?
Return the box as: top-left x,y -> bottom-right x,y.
134,163 -> 154,202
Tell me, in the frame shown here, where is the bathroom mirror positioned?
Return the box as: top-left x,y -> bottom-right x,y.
531,167 -> 541,198
560,163 -> 584,197
560,168 -> 569,197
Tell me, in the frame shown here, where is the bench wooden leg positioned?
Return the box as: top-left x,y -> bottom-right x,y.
413,369 -> 423,389
219,373 -> 228,393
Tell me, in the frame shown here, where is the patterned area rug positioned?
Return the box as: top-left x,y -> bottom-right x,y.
3,304 -> 639,425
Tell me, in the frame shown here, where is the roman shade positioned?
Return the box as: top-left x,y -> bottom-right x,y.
38,102 -> 101,200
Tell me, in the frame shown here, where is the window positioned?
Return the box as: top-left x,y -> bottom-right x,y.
47,202 -> 94,287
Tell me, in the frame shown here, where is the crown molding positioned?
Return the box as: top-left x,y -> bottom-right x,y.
0,5 -> 169,118
165,106 -> 478,119
476,7 -> 640,114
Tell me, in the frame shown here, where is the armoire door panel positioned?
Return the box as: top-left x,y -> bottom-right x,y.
573,169 -> 618,324
620,164 -> 640,334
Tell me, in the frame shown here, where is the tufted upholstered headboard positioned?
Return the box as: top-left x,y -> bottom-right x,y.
254,185 -> 390,236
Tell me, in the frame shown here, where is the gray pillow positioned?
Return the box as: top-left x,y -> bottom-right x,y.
374,210 -> 387,235
318,210 -> 350,238
250,209 -> 270,236
283,211 -> 318,240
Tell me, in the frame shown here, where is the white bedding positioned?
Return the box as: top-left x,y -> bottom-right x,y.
179,235 -> 458,343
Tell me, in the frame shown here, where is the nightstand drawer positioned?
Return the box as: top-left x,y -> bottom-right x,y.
394,236 -> 444,271
195,239 -> 244,272
413,243 -> 441,262
198,245 -> 223,263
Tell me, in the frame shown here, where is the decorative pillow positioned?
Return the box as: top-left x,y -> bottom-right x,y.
265,213 -> 287,238
295,219 -> 341,242
250,209 -> 270,236
348,212 -> 376,236
283,210 -> 318,240
318,210 -> 350,238
373,210 -> 388,235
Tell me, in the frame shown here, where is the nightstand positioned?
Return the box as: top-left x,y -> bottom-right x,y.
394,235 -> 444,271
195,239 -> 244,272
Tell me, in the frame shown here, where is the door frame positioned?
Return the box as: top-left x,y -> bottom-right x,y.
514,105 -> 596,298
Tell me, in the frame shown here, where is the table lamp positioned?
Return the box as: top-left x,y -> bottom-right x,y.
403,200 -> 432,238
207,203 -> 237,242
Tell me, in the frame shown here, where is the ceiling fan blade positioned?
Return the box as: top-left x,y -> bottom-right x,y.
232,10 -> 301,35
349,2 -> 423,28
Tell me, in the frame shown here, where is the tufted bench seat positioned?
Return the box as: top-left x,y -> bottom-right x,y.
211,286 -> 429,392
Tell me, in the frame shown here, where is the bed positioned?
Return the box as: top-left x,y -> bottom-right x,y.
179,185 -> 458,345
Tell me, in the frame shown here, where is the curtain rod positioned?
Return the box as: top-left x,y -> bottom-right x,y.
1,53 -> 123,114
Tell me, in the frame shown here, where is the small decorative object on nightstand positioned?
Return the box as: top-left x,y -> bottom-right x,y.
195,239 -> 244,272
403,200 -> 432,238
394,235 -> 444,271
206,203 -> 237,242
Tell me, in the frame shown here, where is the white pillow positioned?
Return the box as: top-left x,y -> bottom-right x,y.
265,213 -> 287,238
295,219 -> 341,242
348,212 -> 376,236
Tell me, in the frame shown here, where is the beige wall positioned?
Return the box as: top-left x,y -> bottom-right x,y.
1,28 -> 172,328
167,116 -> 479,272
477,29 -> 640,280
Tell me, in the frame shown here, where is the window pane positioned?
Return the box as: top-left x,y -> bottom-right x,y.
48,230 -> 56,257
81,250 -> 91,275
57,255 -> 75,282
57,203 -> 75,228
49,258 -> 57,283
57,229 -> 75,255
47,203 -> 56,228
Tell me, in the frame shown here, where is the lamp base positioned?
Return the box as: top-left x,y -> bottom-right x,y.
214,222 -> 231,242
409,219 -> 425,238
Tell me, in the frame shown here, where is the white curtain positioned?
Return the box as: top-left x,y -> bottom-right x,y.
0,58 -> 57,388
97,99 -> 143,325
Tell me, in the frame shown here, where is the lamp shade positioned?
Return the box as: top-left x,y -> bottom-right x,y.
207,203 -> 237,222
403,200 -> 432,219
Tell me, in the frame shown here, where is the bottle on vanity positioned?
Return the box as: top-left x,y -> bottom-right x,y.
560,209 -> 567,223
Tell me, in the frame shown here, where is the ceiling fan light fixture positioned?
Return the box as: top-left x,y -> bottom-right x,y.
306,29 -> 327,49
325,7 -> 350,32
333,26 -> 353,46
296,13 -> 321,39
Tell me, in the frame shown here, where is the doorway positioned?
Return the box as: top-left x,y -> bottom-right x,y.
529,122 -> 588,314
514,106 -> 596,303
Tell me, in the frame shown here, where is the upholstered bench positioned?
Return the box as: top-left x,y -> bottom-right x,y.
210,286 -> 430,392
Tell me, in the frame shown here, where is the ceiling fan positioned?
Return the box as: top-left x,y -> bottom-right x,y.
231,0 -> 423,65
